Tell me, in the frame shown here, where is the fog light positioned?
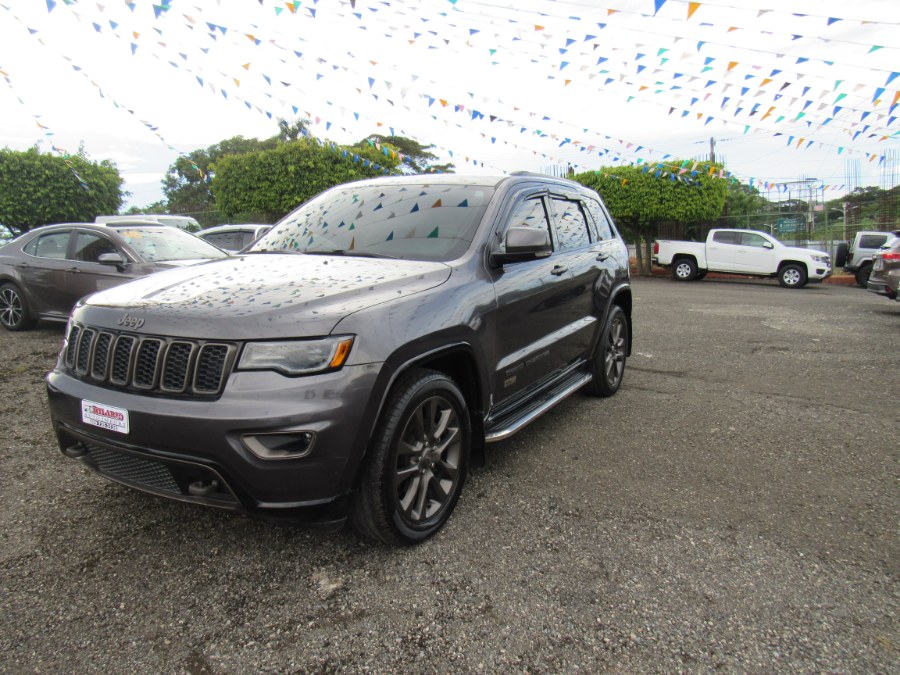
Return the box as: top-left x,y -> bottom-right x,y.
242,431 -> 316,459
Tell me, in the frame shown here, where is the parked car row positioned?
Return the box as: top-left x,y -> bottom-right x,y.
839,229 -> 900,288
0,222 -> 228,330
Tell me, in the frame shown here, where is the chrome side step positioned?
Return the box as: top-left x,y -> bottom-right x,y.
484,372 -> 593,443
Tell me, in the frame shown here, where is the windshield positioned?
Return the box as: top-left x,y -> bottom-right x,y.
250,182 -> 495,262
115,228 -> 229,262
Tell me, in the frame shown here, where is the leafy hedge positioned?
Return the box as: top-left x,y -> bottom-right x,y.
0,147 -> 123,232
211,138 -> 399,222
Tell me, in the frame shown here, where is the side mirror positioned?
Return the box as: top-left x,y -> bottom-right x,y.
97,252 -> 127,271
97,252 -> 126,265
491,227 -> 552,266
763,241 -> 774,250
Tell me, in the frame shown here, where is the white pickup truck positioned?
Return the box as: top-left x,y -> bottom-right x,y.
652,229 -> 832,288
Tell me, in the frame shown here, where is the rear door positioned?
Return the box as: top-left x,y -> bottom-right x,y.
706,231 -> 737,270
18,229 -> 73,318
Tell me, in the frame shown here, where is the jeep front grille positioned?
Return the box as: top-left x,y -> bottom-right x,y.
64,323 -> 237,398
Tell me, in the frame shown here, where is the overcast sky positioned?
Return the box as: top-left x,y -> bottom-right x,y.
1,0 -> 898,210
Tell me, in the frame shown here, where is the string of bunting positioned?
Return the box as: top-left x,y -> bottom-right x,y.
336,0 -> 899,140
0,62 -> 90,190
174,0 -> 896,183
33,1 -> 896,170
13,0 -> 898,195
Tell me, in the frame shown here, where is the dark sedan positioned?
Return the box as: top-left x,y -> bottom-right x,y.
0,223 -> 228,330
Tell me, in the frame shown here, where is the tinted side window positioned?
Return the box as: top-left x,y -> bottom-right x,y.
498,197 -> 552,253
205,232 -> 240,250
74,232 -> 119,262
739,232 -> 768,248
584,198 -> 614,240
32,232 -> 71,259
549,198 -> 591,251
713,231 -> 738,245
859,234 -> 887,249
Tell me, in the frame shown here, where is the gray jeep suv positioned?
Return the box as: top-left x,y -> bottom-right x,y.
46,174 -> 632,544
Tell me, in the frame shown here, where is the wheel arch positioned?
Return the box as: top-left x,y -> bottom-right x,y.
777,259 -> 809,274
672,253 -> 699,268
351,341 -> 487,489
610,284 -> 633,357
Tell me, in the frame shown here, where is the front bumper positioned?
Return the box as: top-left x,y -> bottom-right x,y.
46,362 -> 382,515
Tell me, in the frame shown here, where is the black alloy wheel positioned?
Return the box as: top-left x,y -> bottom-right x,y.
352,369 -> 470,545
585,305 -> 628,397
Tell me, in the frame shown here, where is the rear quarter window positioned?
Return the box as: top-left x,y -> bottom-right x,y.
859,234 -> 888,249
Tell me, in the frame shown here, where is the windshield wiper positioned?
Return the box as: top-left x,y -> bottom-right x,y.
302,249 -> 397,259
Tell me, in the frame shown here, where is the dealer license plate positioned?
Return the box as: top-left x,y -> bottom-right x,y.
81,400 -> 130,434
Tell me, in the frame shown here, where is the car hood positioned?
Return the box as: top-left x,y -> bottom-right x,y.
782,245 -> 827,260
76,253 -> 451,339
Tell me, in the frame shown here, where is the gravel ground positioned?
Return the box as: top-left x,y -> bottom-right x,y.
1,277 -> 898,673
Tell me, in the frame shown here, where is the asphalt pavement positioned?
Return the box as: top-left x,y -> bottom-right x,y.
0,276 -> 897,672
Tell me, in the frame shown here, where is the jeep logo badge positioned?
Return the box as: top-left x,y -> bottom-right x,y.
117,314 -> 145,329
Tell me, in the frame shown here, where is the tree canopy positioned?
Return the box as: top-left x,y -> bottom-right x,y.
0,147 -> 124,233
351,135 -> 455,174
162,135 -> 279,218
210,137 -> 400,222
575,162 -> 728,273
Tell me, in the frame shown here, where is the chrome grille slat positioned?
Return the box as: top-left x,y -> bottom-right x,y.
75,329 -> 96,375
161,342 -> 195,393
110,335 -> 136,385
133,339 -> 163,390
91,332 -> 113,380
63,323 -> 235,397
65,325 -> 81,368
195,344 -> 230,394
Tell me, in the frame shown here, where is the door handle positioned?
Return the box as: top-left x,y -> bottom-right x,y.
67,267 -> 81,273
550,264 -> 567,276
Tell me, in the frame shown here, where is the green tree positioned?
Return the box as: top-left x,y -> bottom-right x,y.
162,135 -> 278,215
211,137 -> 399,222
276,118 -> 310,142
575,162 -> 728,275
715,181 -> 771,232
352,135 -> 454,174
0,147 -> 124,233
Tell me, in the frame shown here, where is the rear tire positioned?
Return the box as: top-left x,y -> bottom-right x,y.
351,369 -> 470,545
778,264 -> 808,289
672,258 -> 697,281
0,283 -> 36,331
585,305 -> 628,398
855,262 -> 872,288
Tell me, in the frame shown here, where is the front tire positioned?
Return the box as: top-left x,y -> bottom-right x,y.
351,369 -> 470,545
585,305 -> 628,397
855,263 -> 872,288
672,258 -> 697,281
778,263 -> 808,288
0,283 -> 36,331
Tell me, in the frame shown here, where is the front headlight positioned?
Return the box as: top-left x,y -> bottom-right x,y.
238,336 -> 354,376
811,255 -> 830,264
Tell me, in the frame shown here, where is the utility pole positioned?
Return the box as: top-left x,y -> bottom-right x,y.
709,137 -> 716,164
